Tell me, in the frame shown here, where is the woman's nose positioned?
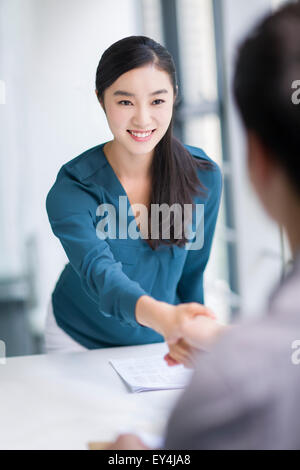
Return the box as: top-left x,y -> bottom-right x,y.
132,105 -> 152,128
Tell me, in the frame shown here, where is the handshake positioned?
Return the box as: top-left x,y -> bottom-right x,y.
99,298 -> 228,451
135,296 -> 227,369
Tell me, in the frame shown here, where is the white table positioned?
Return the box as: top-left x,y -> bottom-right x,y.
0,342 -> 183,450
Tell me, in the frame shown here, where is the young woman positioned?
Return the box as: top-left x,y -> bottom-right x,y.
45,35 -> 222,353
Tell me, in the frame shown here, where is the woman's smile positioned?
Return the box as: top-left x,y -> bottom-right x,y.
127,129 -> 156,142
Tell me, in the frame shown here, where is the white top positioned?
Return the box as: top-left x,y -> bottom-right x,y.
0,343 -> 182,450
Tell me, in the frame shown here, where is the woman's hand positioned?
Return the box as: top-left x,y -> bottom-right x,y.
135,296 -> 216,345
162,302 -> 216,346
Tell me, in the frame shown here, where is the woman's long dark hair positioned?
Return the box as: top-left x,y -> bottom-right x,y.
233,2 -> 300,198
95,35 -> 212,249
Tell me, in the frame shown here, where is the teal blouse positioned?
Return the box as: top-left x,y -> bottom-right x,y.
46,142 -> 222,349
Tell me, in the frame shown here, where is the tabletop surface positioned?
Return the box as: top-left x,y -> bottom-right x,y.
0,342 -> 183,450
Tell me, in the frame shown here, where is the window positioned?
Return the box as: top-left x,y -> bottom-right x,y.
141,0 -> 238,323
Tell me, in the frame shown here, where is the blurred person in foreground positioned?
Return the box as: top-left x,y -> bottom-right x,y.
106,2 -> 300,449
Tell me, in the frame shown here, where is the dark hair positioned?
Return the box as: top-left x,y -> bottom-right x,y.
95,35 -> 212,250
233,2 -> 300,197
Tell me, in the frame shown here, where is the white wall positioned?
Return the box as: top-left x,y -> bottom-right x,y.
0,0 -> 142,332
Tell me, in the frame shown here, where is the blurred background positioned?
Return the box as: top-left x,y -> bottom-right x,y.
0,0 -> 295,357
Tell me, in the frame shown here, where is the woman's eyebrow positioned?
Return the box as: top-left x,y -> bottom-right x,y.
113,89 -> 169,97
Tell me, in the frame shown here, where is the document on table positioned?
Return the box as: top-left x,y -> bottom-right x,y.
109,355 -> 193,393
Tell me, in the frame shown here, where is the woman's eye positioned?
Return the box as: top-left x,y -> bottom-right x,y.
119,100 -> 133,106
118,99 -> 165,106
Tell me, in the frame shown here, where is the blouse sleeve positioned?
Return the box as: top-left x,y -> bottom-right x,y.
176,163 -> 223,305
46,171 -> 147,328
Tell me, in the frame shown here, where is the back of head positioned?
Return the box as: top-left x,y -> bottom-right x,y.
233,3 -> 300,197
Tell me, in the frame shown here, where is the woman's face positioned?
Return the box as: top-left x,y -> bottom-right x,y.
99,64 -> 176,157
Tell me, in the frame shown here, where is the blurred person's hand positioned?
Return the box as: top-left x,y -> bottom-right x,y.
164,338 -> 197,368
103,433 -> 150,450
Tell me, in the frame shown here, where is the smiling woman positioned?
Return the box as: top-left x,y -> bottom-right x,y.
45,35 -> 222,353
